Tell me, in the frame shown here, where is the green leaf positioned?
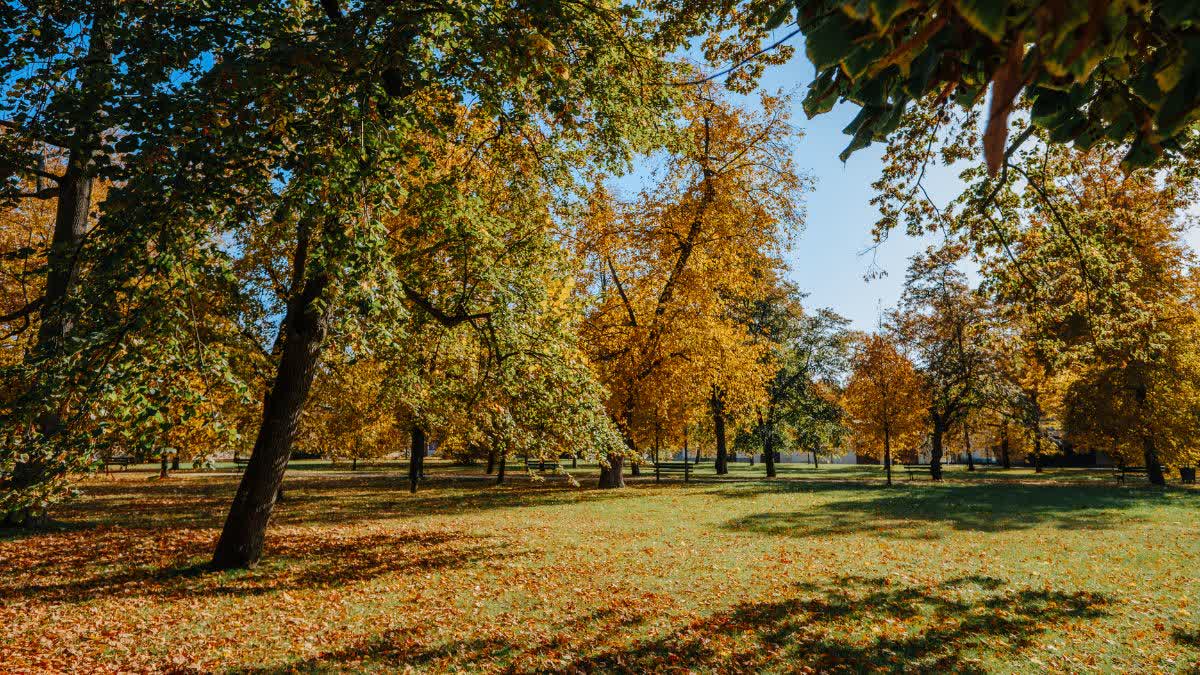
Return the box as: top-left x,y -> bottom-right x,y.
805,15 -> 855,71
764,2 -> 793,30
954,0 -> 1006,42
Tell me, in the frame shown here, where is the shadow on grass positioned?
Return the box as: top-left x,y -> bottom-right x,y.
35,471 -> 650,534
0,526 -> 512,604
719,480 -> 1189,539
252,574 -> 1108,673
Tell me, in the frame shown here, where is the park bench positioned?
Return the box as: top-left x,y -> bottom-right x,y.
652,461 -> 693,483
901,464 -> 931,480
233,457 -> 251,472
1115,466 -> 1147,483
103,455 -> 134,473
523,458 -> 561,473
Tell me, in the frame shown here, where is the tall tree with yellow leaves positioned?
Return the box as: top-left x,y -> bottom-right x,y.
580,86 -> 807,487
843,333 -> 926,486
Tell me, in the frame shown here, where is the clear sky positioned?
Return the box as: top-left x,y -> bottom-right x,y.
751,49 -> 959,332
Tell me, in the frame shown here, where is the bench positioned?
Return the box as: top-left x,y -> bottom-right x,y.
233,457 -> 251,472
901,464 -> 931,480
103,455 -> 134,473
523,458 -> 561,473
1116,466 -> 1147,483
652,461 -> 693,482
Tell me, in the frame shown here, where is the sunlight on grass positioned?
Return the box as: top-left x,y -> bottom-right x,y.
1,464 -> 1197,672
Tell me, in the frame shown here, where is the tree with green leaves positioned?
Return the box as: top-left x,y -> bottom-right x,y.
891,243 -> 989,480
685,0 -> 1200,171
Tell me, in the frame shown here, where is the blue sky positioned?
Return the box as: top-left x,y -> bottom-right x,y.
754,51 -> 959,332
612,41 -> 967,332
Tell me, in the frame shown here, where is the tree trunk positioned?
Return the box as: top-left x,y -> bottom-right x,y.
159,452 -> 169,479
884,425 -> 892,486
1033,432 -> 1043,473
210,269 -> 331,570
1000,425 -> 1011,469
352,456 -> 358,471
496,451 -> 506,485
171,454 -> 181,471
712,389 -> 728,475
760,412 -> 776,478
964,424 -> 975,472
601,395 -> 634,489
929,418 -> 945,481
7,14 -> 111,528
486,449 -> 496,475
812,444 -> 819,469
1143,435 -> 1166,486
598,455 -> 625,488
409,426 -> 425,494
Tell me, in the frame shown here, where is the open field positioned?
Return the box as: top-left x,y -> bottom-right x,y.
2,463 -> 1198,673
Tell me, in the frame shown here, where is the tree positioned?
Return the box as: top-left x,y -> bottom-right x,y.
843,333 -> 925,486
892,244 -> 989,480
0,0 -> 265,526
580,87 -> 807,487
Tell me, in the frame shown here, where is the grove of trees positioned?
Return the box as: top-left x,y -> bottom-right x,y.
5,0 -> 1200,571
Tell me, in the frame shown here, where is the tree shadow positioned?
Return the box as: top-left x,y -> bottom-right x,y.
34,471 -> 653,534
246,574 -> 1108,673
0,526 -> 512,605
720,481 -> 1186,539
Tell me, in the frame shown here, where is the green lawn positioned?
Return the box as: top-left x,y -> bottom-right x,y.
2,462 -> 1198,672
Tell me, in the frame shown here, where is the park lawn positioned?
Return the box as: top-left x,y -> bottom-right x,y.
1,463 -> 1198,673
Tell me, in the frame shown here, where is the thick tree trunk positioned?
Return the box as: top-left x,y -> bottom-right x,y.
408,426 -> 425,494
712,390 -> 728,475
159,453 -> 169,479
929,419 -> 945,481
210,270 -> 331,570
1143,436 -> 1166,486
812,444 -> 819,469
600,396 -> 634,489
598,455 -> 625,488
485,449 -> 496,475
496,452 -> 506,485
171,454 -> 181,471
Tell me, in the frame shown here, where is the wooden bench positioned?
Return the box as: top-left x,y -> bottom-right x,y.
652,461 -> 693,482
901,464 -> 931,480
523,458 -> 561,473
103,455 -> 134,473
233,457 -> 251,472
1116,466 -> 1147,483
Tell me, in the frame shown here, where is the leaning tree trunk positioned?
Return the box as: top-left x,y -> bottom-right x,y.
211,271 -> 331,570
929,418 -> 945,481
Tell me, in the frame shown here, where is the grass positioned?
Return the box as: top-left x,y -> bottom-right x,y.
2,461 -> 1198,672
